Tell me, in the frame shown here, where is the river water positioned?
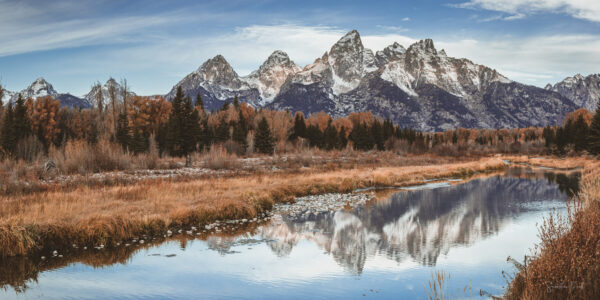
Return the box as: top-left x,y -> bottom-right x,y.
0,168 -> 580,299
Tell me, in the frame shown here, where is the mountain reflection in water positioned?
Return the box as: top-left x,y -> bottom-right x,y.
0,169 -> 580,299
252,170 -> 578,274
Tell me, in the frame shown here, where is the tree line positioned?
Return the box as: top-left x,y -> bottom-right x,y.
1,82 -> 599,162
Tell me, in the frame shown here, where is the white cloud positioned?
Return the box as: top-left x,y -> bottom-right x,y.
402,17 -> 411,21
456,0 -> 600,22
436,34 -> 600,85
77,24 -> 600,94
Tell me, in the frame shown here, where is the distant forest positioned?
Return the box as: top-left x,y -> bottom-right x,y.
0,84 -> 598,165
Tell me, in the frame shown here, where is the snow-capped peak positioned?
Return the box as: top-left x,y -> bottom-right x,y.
83,78 -> 135,107
326,30 -> 378,94
407,39 -> 437,56
26,77 -> 57,98
243,50 -> 301,103
195,54 -> 246,90
376,42 -> 406,65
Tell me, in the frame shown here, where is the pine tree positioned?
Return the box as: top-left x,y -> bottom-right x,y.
382,118 -> 394,141
542,126 -> 555,148
306,124 -> 323,148
323,120 -> 339,150
116,112 -> 130,150
13,94 -> 31,138
232,110 -> 248,152
554,126 -> 568,155
0,102 -> 15,155
371,120 -> 384,150
214,119 -> 230,142
166,86 -> 185,156
195,93 -> 204,111
289,113 -> 307,141
338,126 -> 348,149
198,118 -> 211,152
233,96 -> 240,109
254,117 -> 274,154
350,122 -> 374,151
588,103 -> 600,155
573,115 -> 589,152
181,95 -> 200,157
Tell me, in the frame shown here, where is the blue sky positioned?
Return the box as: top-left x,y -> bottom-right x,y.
0,0 -> 599,96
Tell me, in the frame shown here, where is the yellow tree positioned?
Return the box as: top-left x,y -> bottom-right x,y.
30,96 -> 61,148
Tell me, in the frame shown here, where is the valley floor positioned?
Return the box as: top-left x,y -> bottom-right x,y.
0,153 -> 507,258
2,153 -> 598,300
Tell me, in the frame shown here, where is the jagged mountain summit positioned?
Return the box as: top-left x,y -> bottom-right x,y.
165,55 -> 261,111
546,73 -> 600,111
1,89 -> 15,105
9,78 -> 90,108
83,78 -> 136,108
242,50 -> 301,105
166,29 -> 579,130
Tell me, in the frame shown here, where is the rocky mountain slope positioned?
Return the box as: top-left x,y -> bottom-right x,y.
8,78 -> 90,108
546,73 -> 600,111
165,55 -> 261,111
167,30 -> 581,130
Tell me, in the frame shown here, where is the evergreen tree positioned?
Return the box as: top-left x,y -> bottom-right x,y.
542,126 -> 555,148
131,127 -> 149,154
0,102 -> 15,155
220,102 -> 230,112
554,126 -> 568,155
254,117 -> 274,154
198,118 -> 211,152
195,93 -> 204,111
116,112 -> 130,150
165,88 -> 201,164
382,118 -> 394,141
338,127 -> 348,149
573,115 -> 589,152
588,103 -> 600,155
166,86 -> 185,156
289,113 -> 307,141
232,110 -> 248,152
306,124 -> 324,148
214,118 -> 230,142
350,122 -> 374,151
181,95 -> 200,156
371,120 -> 384,150
232,96 -> 240,109
13,94 -> 31,138
323,120 -> 339,150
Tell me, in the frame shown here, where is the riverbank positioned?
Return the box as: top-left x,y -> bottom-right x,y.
0,155 -> 507,258
505,156 -> 600,299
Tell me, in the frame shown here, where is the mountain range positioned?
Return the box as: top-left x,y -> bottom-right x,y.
2,30 -> 599,131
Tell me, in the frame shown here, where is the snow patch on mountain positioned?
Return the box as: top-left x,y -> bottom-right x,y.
547,73 -> 600,111
83,78 -> 136,107
242,50 -> 301,105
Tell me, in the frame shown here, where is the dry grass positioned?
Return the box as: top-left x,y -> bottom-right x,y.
505,158 -> 600,300
0,157 -> 506,257
504,155 -> 588,170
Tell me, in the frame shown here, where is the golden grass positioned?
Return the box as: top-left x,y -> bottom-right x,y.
0,156 -> 506,257
505,157 -> 600,300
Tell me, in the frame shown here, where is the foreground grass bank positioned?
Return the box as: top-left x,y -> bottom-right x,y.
0,156 -> 505,257
505,156 -> 600,300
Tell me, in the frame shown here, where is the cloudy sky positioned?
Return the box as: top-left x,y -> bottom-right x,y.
0,0 -> 599,96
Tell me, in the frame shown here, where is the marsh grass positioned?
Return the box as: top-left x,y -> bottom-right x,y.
505,158 -> 600,300
0,157 -> 506,257
425,270 -> 473,300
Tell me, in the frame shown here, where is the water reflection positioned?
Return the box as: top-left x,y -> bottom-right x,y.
256,171 -> 578,274
0,169 -> 580,298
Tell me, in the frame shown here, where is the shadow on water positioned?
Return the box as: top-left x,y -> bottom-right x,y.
0,167 -> 581,293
